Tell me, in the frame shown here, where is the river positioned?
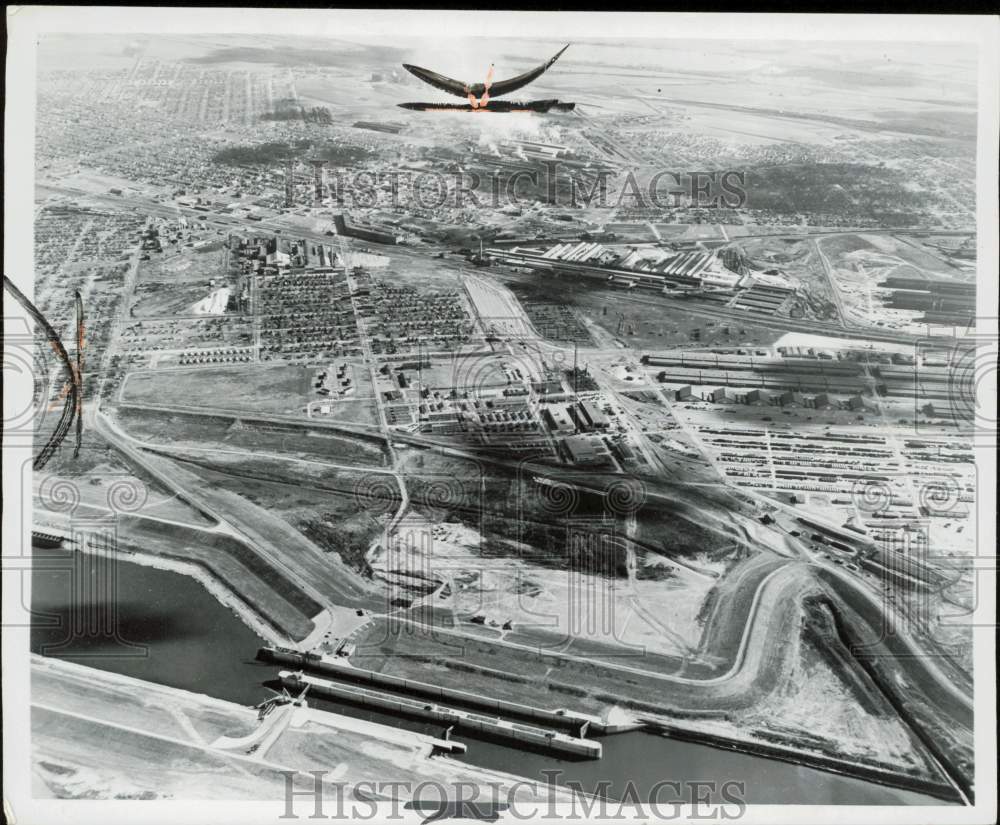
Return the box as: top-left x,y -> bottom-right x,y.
29,547 -> 946,805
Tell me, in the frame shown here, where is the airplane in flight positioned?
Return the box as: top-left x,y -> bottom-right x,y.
399,44 -> 574,112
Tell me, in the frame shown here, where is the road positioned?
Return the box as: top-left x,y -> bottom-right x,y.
95,408 -> 377,615
381,560 -> 801,689
812,236 -> 852,329
814,559 -> 974,718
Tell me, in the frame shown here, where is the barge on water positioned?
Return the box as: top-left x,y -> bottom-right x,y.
277,670 -> 603,760
258,645 -> 632,735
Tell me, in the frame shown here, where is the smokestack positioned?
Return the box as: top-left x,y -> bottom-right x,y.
573,342 -> 578,395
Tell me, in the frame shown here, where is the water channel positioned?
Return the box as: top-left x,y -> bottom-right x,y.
29,548 -> 946,805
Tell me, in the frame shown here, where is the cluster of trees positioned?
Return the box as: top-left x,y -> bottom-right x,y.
212,142 -> 296,165
260,105 -> 334,124
742,163 -> 932,219
314,142 -> 373,166
212,140 -> 372,168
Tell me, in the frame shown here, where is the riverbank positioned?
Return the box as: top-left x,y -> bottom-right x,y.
642,719 -> 961,804
259,645 -> 959,803
31,654 -> 576,805
28,535 -> 953,805
111,544 -> 295,647
34,515 -> 314,645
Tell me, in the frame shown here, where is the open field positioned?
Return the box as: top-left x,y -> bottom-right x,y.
603,223 -> 659,242
131,282 -> 221,317
154,450 -> 389,576
108,443 -> 380,611
130,243 -> 234,317
31,427 -> 217,526
33,466 -> 215,527
137,243 -> 227,285
122,364 -> 311,411
376,509 -> 719,658
121,364 -> 378,423
820,233 -> 970,280
505,275 -> 789,350
115,406 -> 387,467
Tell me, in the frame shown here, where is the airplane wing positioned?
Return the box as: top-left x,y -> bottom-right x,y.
402,44 -> 570,100
401,63 -> 470,98
488,44 -> 570,98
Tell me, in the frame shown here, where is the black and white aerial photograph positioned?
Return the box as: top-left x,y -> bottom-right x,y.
3,8 -> 998,825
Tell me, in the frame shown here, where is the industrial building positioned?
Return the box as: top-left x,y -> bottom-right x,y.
541,241 -> 619,266
777,390 -> 805,407
542,406 -> 576,433
490,242 -> 746,297
266,249 -> 291,268
333,213 -> 399,246
578,400 -> 609,430
562,434 -> 610,465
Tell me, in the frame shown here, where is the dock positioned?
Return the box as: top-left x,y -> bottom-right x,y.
277,670 -> 603,759
258,646 -> 620,734
31,527 -> 73,548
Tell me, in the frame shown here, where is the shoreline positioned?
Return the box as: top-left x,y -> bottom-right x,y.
29,527 -> 961,805
30,654 -> 585,805
641,718 -> 961,804
112,545 -> 297,647
33,521 -> 300,648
